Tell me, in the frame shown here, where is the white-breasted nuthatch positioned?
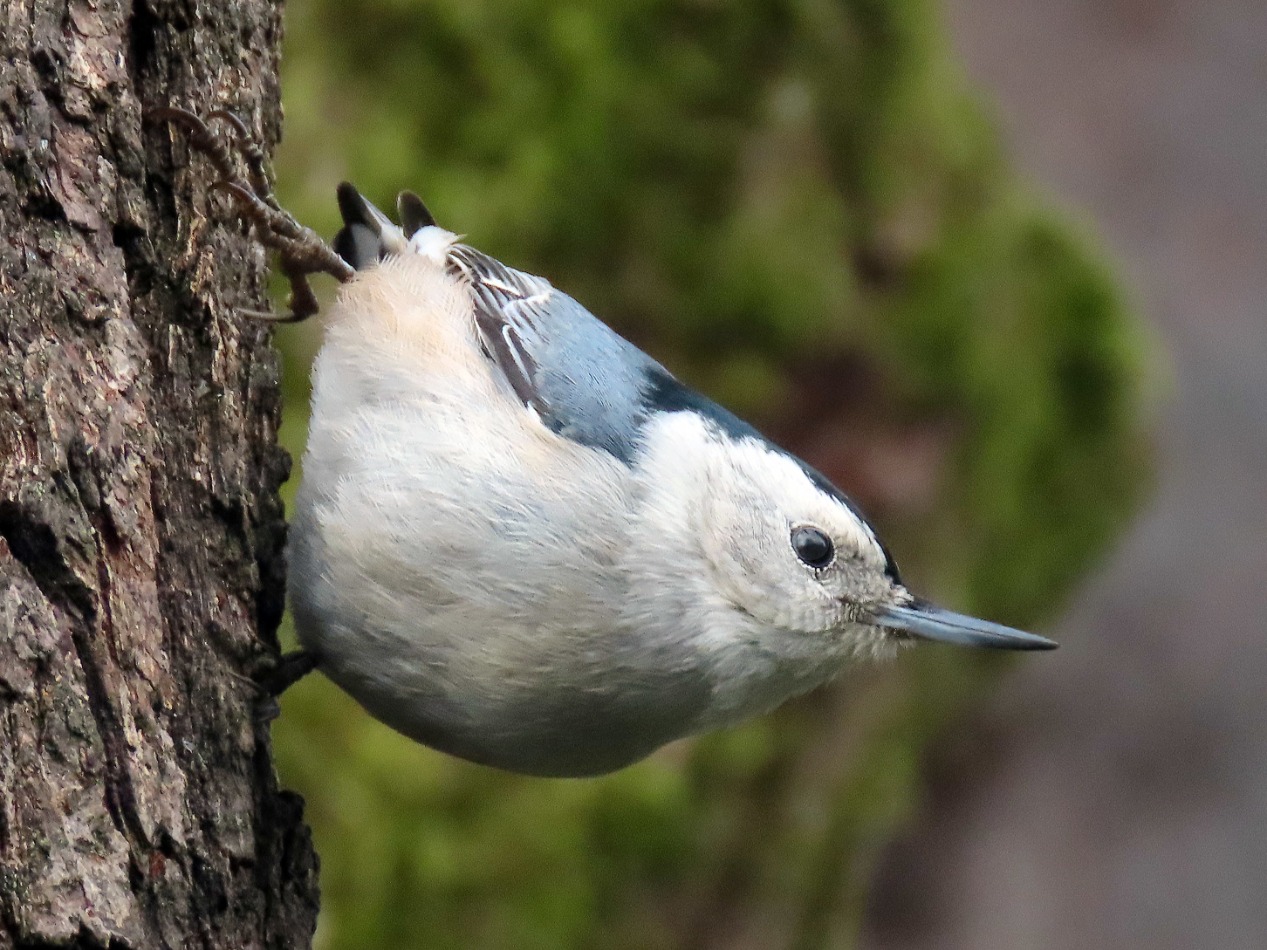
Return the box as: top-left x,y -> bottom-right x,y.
158,109 -> 1056,778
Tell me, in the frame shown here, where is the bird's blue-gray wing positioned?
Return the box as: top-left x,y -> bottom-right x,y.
446,244 -> 665,465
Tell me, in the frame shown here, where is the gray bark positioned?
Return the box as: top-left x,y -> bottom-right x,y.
0,0 -> 319,946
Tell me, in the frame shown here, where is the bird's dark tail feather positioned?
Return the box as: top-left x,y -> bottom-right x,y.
332,182 -> 438,270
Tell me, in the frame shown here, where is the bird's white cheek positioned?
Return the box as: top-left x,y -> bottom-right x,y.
695,494 -> 824,632
699,540 -> 780,628
781,589 -> 846,634
704,547 -> 838,633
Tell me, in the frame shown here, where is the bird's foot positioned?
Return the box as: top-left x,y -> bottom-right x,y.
253,649 -> 321,698
150,106 -> 354,322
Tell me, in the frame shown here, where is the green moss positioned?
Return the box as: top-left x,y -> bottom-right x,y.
270,1 -> 1151,946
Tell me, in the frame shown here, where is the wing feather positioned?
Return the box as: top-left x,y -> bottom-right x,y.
444,244 -> 661,464
334,185 -> 658,465
447,244 -> 558,413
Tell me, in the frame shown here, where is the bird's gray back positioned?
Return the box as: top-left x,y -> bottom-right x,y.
447,245 -> 665,465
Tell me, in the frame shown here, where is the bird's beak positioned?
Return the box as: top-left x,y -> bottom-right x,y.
870,599 -> 1058,651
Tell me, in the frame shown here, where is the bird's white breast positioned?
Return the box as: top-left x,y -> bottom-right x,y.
287,252 -> 662,774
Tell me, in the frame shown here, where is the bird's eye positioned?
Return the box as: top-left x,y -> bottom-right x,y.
791,525 -> 835,569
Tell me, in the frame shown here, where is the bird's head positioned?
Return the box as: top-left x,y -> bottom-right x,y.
632,408 -> 1057,671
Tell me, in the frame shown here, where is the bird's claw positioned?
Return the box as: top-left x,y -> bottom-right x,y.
251,649 -> 321,698
150,105 -> 354,322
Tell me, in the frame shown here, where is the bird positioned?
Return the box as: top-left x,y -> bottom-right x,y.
155,108 -> 1057,778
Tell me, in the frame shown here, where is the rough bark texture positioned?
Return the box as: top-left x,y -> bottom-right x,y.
0,0 -> 319,946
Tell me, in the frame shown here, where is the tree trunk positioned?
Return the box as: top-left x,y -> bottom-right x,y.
0,0 -> 319,947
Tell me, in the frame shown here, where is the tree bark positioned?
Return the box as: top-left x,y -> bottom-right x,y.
0,0 -> 319,947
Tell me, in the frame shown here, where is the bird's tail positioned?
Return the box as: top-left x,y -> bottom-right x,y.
332,182 -> 437,270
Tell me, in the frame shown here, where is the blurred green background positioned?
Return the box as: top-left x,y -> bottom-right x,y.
268,1 -> 1151,947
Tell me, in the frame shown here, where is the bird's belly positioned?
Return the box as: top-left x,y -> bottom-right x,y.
323,646 -> 705,777
292,497 -> 708,776
286,335 -> 704,774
